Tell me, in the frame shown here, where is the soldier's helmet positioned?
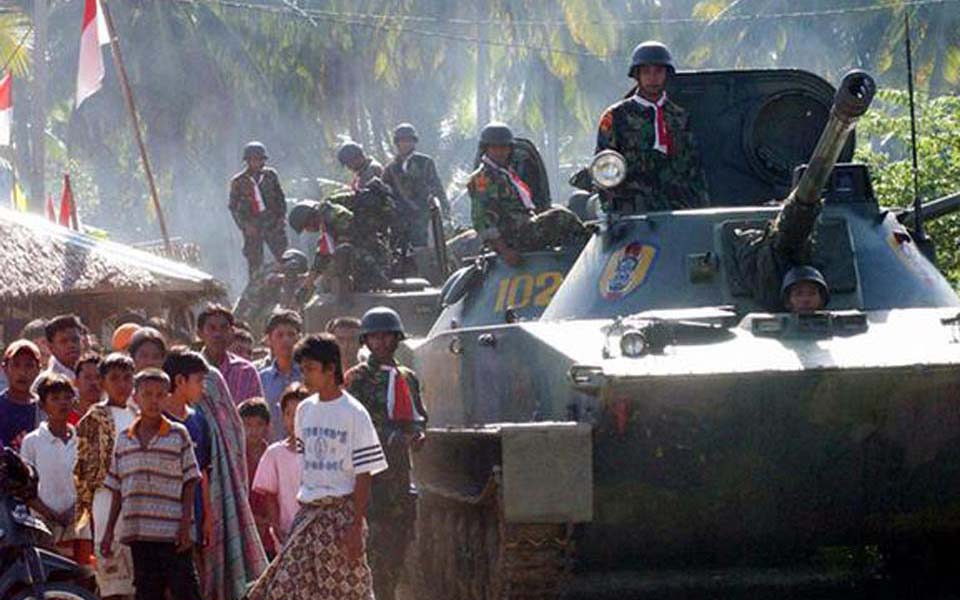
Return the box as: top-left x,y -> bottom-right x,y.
780,265 -> 830,306
336,141 -> 365,167
288,200 -> 321,234
393,123 -> 419,143
243,141 -> 268,161
628,40 -> 675,77
359,306 -> 406,341
281,249 -> 310,275
479,122 -> 514,147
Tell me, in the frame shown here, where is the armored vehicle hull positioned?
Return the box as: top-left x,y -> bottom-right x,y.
409,68 -> 960,598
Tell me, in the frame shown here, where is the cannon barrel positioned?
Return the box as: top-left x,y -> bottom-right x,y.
774,71 -> 876,253
791,70 -> 876,206
897,191 -> 960,225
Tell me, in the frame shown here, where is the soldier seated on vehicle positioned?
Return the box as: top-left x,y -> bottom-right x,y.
233,249 -> 311,334
781,266 -> 828,313
595,41 -> 709,213
468,122 -> 590,267
288,198 -> 391,294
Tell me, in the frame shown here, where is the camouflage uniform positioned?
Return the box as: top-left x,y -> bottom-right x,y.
345,358 -> 428,600
596,96 -> 709,213
468,159 -> 589,251
383,152 -> 448,247
233,263 -> 306,334
313,186 -> 396,291
229,168 -> 289,278
732,199 -> 820,310
352,157 -> 385,191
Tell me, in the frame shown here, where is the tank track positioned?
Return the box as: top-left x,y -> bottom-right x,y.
413,478 -> 574,599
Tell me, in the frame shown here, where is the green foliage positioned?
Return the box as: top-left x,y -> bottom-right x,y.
0,10 -> 31,77
855,89 -> 960,283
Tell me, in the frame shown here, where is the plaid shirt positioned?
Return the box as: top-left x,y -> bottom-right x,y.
105,416 -> 200,544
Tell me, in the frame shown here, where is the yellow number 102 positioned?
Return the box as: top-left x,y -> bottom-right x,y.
493,271 -> 564,312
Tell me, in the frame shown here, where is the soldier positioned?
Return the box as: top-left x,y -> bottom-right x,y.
233,249 -> 311,333
595,41 -> 709,213
345,307 -> 427,600
229,141 -> 289,279
732,185 -> 823,311
468,122 -> 589,266
781,266 -> 828,312
337,141 -> 384,191
288,198 -> 391,293
383,123 -> 449,248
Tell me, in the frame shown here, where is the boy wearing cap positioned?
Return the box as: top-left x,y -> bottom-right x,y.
0,339 -> 42,450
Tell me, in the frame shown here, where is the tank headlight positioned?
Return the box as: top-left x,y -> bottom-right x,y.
620,329 -> 647,357
590,150 -> 627,189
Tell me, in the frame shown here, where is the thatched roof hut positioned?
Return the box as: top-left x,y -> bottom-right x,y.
0,207 -> 224,341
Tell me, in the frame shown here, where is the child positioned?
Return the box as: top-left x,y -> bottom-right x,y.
238,397 -> 275,557
21,373 -> 87,562
161,349 -> 213,552
230,327 -> 255,362
252,383 -> 308,549
101,369 -> 202,600
70,353 -> 103,425
247,334 -> 387,600
258,309 -> 304,442
74,353 -> 138,599
0,340 -> 42,450
40,314 -> 86,385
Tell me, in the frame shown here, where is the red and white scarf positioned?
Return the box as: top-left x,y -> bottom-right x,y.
248,173 -> 266,214
381,366 -> 424,422
482,155 -> 535,210
317,222 -> 335,256
633,92 -> 672,156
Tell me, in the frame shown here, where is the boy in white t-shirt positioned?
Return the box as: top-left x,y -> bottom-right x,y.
247,333 -> 387,600
252,382 -> 308,548
21,373 -> 82,560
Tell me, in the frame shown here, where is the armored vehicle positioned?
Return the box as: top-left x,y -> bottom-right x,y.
410,69 -> 960,598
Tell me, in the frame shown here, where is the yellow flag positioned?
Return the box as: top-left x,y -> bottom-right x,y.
11,180 -> 27,212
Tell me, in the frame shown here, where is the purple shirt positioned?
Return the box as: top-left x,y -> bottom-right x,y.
211,351 -> 264,405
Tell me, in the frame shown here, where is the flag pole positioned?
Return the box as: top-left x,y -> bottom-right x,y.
99,0 -> 171,253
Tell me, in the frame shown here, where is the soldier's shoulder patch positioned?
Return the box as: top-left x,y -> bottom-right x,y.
599,109 -> 615,134
468,168 -> 489,193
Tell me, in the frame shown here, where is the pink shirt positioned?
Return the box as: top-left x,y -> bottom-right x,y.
252,440 -> 302,538
211,351 -> 264,405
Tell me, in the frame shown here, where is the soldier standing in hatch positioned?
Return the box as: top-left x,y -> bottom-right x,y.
345,307 -> 427,600
337,141 -> 385,191
383,123 -> 449,248
468,122 -> 589,266
230,142 -> 289,280
595,41 -> 709,212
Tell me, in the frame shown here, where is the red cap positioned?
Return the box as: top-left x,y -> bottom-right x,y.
3,339 -> 42,364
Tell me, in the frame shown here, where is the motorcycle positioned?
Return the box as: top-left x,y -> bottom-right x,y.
0,447 -> 97,600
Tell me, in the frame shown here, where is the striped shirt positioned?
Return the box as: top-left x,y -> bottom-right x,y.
104,416 -> 200,544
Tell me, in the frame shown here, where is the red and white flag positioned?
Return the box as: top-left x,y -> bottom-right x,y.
75,0 -> 110,108
0,72 -> 11,147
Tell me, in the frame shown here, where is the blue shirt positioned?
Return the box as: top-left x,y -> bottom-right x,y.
258,361 -> 302,442
165,406 -> 212,541
0,389 -> 39,450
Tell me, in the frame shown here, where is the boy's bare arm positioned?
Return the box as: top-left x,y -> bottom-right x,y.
201,469 -> 213,547
178,479 -> 197,553
342,473 -> 372,561
100,490 -> 123,557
